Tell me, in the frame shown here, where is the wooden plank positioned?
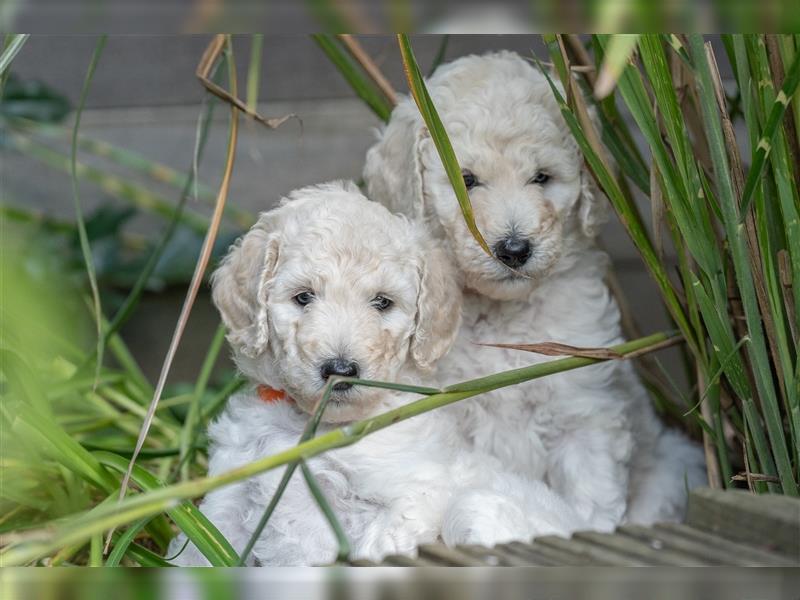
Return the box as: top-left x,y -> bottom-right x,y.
686,488 -> 800,557
455,544 -> 542,566
416,544 -> 488,566
380,553 -> 440,566
532,535 -> 647,566
498,541 -> 565,566
572,531 -> 711,566
347,558 -> 378,566
654,523 -> 797,566
618,524 -> 750,566
619,524 -> 785,566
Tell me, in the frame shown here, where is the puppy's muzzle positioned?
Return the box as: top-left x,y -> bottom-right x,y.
493,236 -> 532,269
320,357 -> 359,391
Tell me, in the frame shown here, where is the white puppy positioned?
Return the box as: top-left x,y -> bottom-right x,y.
364,51 -> 706,531
169,181 -> 584,566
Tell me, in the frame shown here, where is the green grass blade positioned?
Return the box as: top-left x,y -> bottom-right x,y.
70,35 -> 107,389
594,34 -> 640,100
6,117 -> 232,219
301,460 -> 350,562
9,404 -> 118,493
246,34 -> 264,112
0,34 -> 30,77
103,97 -> 217,347
312,34 -> 392,122
201,376 -> 247,422
178,323 -> 226,481
428,35 -> 450,76
739,49 -> 800,216
397,34 -> 492,257
96,452 -> 238,566
104,518 -> 146,566
8,133 -> 210,234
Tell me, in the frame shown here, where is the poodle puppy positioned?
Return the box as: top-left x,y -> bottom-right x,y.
364,51 -> 706,531
169,181 -> 584,566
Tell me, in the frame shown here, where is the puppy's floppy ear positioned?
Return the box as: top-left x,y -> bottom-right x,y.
363,99 -> 427,221
577,166 -> 609,239
211,214 -> 280,358
411,235 -> 462,371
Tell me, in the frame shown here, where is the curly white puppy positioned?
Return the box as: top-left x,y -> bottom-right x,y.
169,181 -> 584,566
364,51 -> 706,531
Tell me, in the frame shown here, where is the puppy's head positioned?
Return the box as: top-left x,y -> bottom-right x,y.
211,181 -> 461,422
365,51 -> 606,301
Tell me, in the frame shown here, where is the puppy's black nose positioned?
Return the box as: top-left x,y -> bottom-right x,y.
320,358 -> 359,391
493,237 -> 532,268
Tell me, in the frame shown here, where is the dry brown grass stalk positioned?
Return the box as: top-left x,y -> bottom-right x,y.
108,34 -> 242,552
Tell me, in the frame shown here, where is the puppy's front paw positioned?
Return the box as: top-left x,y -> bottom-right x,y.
442,490 -> 528,547
356,511 -> 436,560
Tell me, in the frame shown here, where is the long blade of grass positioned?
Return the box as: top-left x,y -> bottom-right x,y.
0,34 -> 29,77
67,94 -> 218,390
337,34 -> 397,106
428,35 -> 450,76
178,323 -> 226,481
8,134 -> 210,234
101,517 -> 146,566
111,35 -> 241,544
0,331 -> 679,566
594,34 -> 640,100
103,98 -> 216,345
70,35 -> 107,390
397,34 -> 492,257
96,452 -> 238,566
246,34 -> 264,112
739,49 -> 800,216
7,118 -> 222,213
312,34 -> 392,122
300,460 -> 350,562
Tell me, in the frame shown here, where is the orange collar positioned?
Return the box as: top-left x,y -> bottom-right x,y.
257,384 -> 294,405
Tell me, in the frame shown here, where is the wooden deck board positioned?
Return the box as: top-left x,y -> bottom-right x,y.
653,523 -> 797,566
686,488 -> 800,557
617,524 -> 764,566
455,544 -> 540,566
571,530 -> 712,566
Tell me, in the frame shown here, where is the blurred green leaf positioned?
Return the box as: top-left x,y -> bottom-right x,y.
1,74 -> 70,123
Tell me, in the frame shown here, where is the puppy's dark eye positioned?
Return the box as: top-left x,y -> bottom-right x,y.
293,291 -> 315,306
529,172 -> 550,185
371,295 -> 393,312
462,169 -> 479,190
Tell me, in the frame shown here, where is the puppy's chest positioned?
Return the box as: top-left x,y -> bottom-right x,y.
439,297 -> 551,384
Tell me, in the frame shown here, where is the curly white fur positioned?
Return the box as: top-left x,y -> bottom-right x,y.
364,51 -> 707,531
169,181 -> 586,566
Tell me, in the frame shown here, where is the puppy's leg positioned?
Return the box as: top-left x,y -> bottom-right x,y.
626,428 -> 707,525
546,425 -> 632,532
354,489 -> 448,560
442,489 -> 528,547
442,478 -> 585,547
